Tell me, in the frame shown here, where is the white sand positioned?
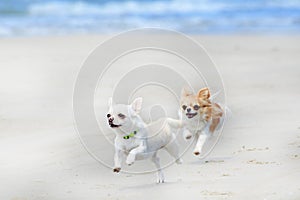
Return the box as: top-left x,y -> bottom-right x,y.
0,35 -> 300,200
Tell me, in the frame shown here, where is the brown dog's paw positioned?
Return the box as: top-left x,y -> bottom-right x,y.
186,135 -> 192,140
113,167 -> 121,173
194,151 -> 200,156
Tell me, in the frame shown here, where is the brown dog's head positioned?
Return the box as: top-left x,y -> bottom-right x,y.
180,87 -> 212,121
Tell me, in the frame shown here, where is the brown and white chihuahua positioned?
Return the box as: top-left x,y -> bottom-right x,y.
180,87 -> 224,156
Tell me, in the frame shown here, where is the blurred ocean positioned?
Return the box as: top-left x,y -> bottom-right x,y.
0,0 -> 300,36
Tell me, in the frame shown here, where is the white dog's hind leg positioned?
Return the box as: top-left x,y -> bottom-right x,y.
165,139 -> 183,164
151,153 -> 165,183
193,130 -> 210,156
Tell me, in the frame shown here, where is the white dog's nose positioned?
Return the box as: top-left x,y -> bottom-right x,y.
107,114 -> 114,122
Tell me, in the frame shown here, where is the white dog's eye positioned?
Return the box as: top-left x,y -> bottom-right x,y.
118,113 -> 126,119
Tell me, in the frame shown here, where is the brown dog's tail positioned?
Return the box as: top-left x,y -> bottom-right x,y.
209,103 -> 224,133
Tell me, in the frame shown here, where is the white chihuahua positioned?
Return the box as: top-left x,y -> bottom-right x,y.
107,97 -> 183,183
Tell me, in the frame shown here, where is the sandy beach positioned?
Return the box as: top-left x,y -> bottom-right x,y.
0,35 -> 299,200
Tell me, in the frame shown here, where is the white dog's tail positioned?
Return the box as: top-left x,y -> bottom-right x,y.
165,118 -> 183,129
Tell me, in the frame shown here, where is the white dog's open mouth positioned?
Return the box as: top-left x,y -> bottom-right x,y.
186,112 -> 197,119
109,121 -> 122,128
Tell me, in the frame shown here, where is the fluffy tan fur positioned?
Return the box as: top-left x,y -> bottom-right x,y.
181,87 -> 223,134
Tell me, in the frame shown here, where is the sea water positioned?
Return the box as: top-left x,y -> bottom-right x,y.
0,0 -> 299,36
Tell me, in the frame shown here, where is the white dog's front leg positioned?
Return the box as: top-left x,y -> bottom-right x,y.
113,148 -> 123,173
126,141 -> 146,166
193,130 -> 210,156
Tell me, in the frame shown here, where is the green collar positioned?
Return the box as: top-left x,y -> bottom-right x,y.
123,130 -> 137,140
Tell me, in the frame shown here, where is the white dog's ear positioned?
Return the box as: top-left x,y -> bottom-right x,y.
108,97 -> 113,108
181,87 -> 192,97
131,97 -> 143,113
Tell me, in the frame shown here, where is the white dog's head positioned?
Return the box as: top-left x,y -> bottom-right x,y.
106,97 -> 143,130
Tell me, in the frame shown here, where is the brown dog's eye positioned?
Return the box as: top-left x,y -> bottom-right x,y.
182,105 -> 187,110
118,113 -> 125,119
193,105 -> 200,110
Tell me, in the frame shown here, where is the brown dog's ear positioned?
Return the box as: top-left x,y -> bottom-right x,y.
181,87 -> 192,97
198,87 -> 210,99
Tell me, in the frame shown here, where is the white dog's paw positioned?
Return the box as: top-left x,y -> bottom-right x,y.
113,167 -> 121,173
157,179 -> 165,184
126,160 -> 134,166
157,177 -> 165,184
176,158 -> 183,164
126,155 -> 135,166
156,172 -> 165,184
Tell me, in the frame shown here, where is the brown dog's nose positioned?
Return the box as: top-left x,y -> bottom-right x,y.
187,108 -> 191,112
